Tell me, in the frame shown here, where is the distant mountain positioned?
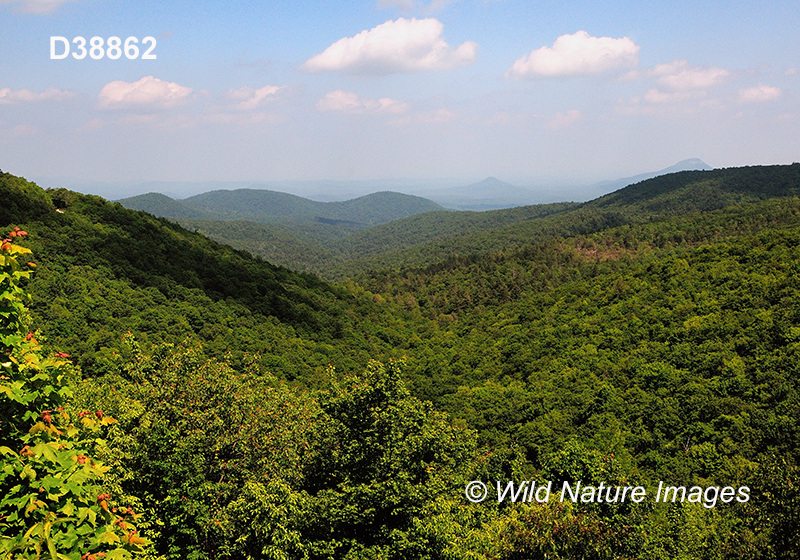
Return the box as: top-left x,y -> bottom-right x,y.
427,177 -> 539,210
118,189 -> 444,227
594,158 -> 713,194
158,164 -> 800,279
118,192 -> 216,220
319,191 -> 446,225
182,189 -> 325,220
321,163 -> 800,278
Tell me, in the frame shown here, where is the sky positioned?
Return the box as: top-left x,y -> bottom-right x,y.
1,0 -> 798,198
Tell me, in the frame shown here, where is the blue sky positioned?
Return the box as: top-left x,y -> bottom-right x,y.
1,0 -> 798,196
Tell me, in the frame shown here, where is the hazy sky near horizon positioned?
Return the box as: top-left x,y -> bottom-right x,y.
1,0 -> 798,191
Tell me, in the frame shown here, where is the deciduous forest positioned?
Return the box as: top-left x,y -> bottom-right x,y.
2,165 -> 799,559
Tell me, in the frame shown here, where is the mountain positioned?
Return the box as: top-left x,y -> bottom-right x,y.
174,202 -> 578,275
594,158 -> 713,194
587,163 -> 798,216
117,192 -> 216,220
0,171 -> 405,381
156,164 -> 800,280
322,163 -> 800,278
426,177 -> 539,210
118,188 -> 444,227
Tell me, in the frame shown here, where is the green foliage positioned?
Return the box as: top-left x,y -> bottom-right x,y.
491,501 -> 630,560
77,353 -> 478,560
0,228 -> 149,560
738,456 -> 800,560
300,360 -> 476,559
171,201 -> 578,277
0,173 -> 412,382
119,189 -> 444,228
5,165 -> 800,557
79,343 -> 320,560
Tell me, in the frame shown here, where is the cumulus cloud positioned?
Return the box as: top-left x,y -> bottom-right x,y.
506,31 -> 639,79
738,84 -> 782,103
548,109 -> 582,129
0,0 -> 75,14
222,85 -> 285,111
642,88 -> 699,104
650,60 -> 730,90
0,87 -> 75,104
98,76 -> 193,109
616,60 -> 733,109
300,17 -> 477,75
316,90 -> 409,114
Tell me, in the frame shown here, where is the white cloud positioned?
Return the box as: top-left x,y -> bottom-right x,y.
11,124 -> 37,136
650,60 -> 730,90
616,86 -> 725,116
615,60 -> 733,112
316,90 -> 409,114
738,84 -> 782,103
98,76 -> 193,109
223,85 -> 285,111
506,31 -> 639,79
785,67 -> 798,76
548,109 -> 582,129
300,17 -> 477,75
0,87 -> 75,104
642,88 -> 699,104
0,0 -> 75,14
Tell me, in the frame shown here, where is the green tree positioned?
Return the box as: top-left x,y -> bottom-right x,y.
0,227 -> 149,560
302,359 -> 477,559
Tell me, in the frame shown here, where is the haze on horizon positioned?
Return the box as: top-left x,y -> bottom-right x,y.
1,0 -> 797,198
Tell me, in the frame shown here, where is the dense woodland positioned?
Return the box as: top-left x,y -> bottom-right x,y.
2,165 -> 799,559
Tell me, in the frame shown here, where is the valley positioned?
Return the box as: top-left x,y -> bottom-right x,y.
2,163 -> 799,559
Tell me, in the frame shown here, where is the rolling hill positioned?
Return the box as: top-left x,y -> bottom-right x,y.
131,164 -> 800,280
0,170 -> 408,381
118,188 -> 444,226
426,176 -> 539,210
176,201 -> 579,274
3,165 -> 800,558
325,164 -> 800,278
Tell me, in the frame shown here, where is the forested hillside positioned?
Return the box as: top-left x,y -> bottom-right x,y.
324,164 -> 800,278
178,201 -> 579,275
156,164 -> 800,279
119,188 -> 444,227
0,171 -> 409,381
2,166 -> 799,559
